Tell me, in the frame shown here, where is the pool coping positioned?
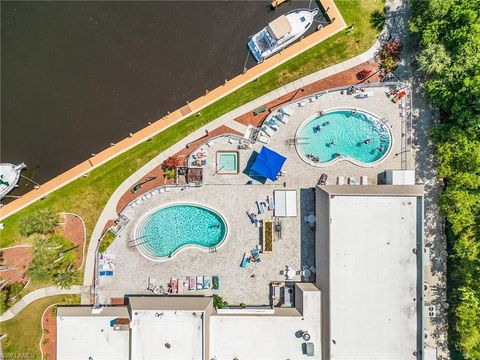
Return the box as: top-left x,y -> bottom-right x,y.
133,201 -> 229,263
294,107 -> 393,168
215,150 -> 240,175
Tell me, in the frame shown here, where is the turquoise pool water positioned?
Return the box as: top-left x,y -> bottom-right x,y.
137,204 -> 227,259
217,151 -> 239,174
297,109 -> 391,164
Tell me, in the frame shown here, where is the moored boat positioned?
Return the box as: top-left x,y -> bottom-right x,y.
248,8 -> 319,62
0,163 -> 26,200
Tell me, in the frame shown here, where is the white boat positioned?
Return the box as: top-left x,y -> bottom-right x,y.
248,8 -> 319,62
0,163 -> 26,200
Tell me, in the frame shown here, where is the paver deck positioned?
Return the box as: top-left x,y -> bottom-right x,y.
97,85 -> 410,305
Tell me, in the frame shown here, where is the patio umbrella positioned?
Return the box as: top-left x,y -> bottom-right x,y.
250,146 -> 287,181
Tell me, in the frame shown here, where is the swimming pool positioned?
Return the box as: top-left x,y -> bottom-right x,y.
135,204 -> 227,261
216,151 -> 239,174
296,109 -> 392,166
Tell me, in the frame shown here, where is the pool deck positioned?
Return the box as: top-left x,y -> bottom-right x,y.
97,85 -> 411,305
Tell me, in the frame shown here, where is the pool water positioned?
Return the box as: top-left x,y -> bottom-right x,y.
297,109 -> 391,164
217,151 -> 239,174
137,204 -> 227,259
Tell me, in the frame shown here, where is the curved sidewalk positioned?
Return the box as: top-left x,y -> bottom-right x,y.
0,285 -> 85,322
0,0 -> 345,221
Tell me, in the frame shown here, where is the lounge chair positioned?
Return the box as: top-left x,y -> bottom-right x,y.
196,276 -> 203,290
251,249 -> 261,263
159,187 -> 165,193
240,252 -> 249,268
257,134 -> 269,144
275,112 -> 288,124
348,177 -> 356,185
203,276 -> 210,289
260,126 -> 275,136
317,173 -> 328,185
188,276 -> 196,290
337,176 -> 345,185
256,201 -> 265,214
310,97 -> 317,102
361,176 -> 368,185
165,187 -> 171,192
281,106 -> 293,116
299,101 -> 306,107
147,277 -> 156,291
246,210 -> 257,223
212,275 -> 220,290
267,195 -> 274,210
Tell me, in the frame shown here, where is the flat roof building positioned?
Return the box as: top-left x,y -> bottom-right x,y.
56,306 -> 130,360
315,185 -> 424,360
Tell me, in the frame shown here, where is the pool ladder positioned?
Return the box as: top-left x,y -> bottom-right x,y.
128,236 -> 149,248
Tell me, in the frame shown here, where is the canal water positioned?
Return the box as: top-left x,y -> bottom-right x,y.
1,0 -> 324,198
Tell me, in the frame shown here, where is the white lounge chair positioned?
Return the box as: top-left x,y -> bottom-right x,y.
348,177 -> 356,185
159,188 -> 165,193
165,187 -> 171,192
310,97 -> 317,102
298,101 -> 306,107
361,176 -> 368,185
337,176 -> 345,185
257,134 -> 269,144
281,106 -> 293,116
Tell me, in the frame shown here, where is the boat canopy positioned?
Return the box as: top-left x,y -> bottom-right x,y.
268,15 -> 292,39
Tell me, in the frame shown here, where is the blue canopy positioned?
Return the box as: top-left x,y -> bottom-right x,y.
251,146 -> 287,181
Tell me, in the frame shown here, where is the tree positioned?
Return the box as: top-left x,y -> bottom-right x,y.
19,209 -> 59,237
54,265 -> 77,289
212,294 -> 228,309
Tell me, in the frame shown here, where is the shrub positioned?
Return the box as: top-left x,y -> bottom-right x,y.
356,69 -> 372,80
381,55 -> 397,73
163,168 -> 176,180
0,289 -> 8,313
98,230 -> 116,253
162,156 -> 180,170
382,39 -> 402,59
213,294 -> 228,309
19,209 -> 59,237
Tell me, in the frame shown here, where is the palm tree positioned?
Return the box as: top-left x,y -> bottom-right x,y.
19,209 -> 59,237
54,265 -> 77,289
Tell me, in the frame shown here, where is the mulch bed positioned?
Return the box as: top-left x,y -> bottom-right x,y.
56,213 -> 85,269
0,246 -> 33,286
234,60 -> 382,128
41,304 -> 57,360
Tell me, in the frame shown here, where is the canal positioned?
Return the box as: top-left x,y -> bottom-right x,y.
1,0 -> 324,198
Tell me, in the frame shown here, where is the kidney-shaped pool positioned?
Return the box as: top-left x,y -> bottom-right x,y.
135,203 -> 227,261
296,109 -> 392,166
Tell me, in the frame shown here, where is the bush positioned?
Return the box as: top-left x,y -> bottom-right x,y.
19,209 -> 59,237
163,168 -> 176,180
162,156 -> 181,170
98,230 -> 116,253
213,294 -> 228,309
0,289 -> 8,313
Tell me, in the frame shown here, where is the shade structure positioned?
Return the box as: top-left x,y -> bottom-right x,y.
250,146 -> 287,181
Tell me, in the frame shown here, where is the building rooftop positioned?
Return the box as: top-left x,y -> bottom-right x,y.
56,306 -> 130,360
316,186 -> 423,359
131,309 -> 205,359
210,283 -> 322,359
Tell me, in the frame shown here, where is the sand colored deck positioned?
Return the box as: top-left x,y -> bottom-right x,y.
0,0 -> 346,221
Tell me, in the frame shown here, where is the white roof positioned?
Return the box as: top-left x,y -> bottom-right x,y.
274,190 -> 297,217
57,314 -> 129,360
385,170 -> 415,185
328,195 -> 419,359
268,15 -> 292,39
210,287 -> 321,359
131,309 -> 204,359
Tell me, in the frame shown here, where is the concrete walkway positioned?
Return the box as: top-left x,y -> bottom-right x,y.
0,285 -> 86,322
0,0 -> 345,221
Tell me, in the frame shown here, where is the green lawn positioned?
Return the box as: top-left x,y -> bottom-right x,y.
0,295 -> 80,358
0,0 -> 384,251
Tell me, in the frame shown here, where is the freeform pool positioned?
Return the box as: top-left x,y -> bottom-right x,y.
296,109 -> 392,165
216,151 -> 239,174
136,204 -> 227,260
